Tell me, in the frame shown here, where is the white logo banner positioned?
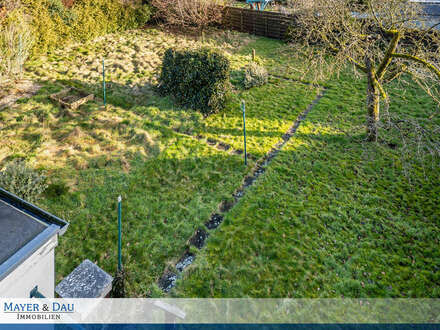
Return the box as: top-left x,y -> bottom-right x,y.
0,299 -> 439,324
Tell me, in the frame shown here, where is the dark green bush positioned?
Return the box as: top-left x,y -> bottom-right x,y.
159,47 -> 231,115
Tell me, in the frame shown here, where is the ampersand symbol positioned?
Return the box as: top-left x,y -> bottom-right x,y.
42,304 -> 49,312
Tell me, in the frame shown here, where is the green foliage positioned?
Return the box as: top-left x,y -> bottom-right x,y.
159,47 -> 231,115
18,0 -> 152,55
21,0 -> 71,55
133,3 -> 152,25
243,62 -> 268,89
0,160 -> 47,203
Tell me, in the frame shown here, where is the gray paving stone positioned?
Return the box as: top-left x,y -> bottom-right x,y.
56,259 -> 113,298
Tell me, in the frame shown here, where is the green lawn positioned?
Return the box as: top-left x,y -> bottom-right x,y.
0,28 -> 319,296
173,70 -> 440,298
2,26 -> 438,298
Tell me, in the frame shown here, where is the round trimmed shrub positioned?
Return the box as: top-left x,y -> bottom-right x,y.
159,47 -> 231,115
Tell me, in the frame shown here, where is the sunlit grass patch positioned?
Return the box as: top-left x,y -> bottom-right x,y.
174,71 -> 440,298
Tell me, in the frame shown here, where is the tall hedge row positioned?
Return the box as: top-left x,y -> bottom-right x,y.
159,48 -> 231,115
2,0 -> 152,56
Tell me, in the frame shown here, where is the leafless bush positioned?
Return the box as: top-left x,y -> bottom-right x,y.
0,0 -> 22,11
0,6 -> 34,82
151,0 -> 228,33
244,62 -> 268,89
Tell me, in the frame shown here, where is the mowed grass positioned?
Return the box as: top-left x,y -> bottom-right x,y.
1,29 -> 319,296
174,71 -> 440,298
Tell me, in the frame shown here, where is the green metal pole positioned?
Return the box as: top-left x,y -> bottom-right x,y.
241,100 -> 247,166
103,59 -> 106,108
118,195 -> 122,271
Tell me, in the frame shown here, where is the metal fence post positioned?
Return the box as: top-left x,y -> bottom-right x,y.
241,100 -> 247,166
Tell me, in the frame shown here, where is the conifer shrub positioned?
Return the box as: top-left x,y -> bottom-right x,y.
159,47 -> 231,115
0,160 -> 47,203
243,62 -> 268,89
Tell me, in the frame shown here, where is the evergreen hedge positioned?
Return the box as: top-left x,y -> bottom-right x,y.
1,0 -> 152,56
159,47 -> 231,115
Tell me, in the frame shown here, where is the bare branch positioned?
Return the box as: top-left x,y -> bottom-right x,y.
376,30 -> 401,80
391,53 -> 440,80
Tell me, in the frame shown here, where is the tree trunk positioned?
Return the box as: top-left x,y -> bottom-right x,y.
366,62 -> 380,142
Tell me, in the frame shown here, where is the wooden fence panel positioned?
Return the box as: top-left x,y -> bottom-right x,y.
222,4 -> 440,39
222,6 -> 297,40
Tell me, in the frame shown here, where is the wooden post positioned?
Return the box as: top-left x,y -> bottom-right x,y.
252,49 -> 256,61
265,15 -> 268,37
102,60 -> 106,108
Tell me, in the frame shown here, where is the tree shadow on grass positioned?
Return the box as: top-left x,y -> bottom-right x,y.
32,78 -> 291,148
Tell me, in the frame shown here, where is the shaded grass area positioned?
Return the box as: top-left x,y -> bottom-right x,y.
46,142 -> 246,296
0,79 -> 249,296
0,82 -> 162,170
174,72 -> 440,298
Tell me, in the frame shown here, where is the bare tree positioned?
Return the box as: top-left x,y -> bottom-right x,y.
151,0 -> 228,34
290,0 -> 440,142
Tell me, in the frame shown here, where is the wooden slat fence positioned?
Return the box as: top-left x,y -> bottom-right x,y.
221,4 -> 440,40
222,6 -> 297,40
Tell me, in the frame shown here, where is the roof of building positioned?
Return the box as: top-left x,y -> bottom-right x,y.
412,1 -> 440,16
0,188 -> 69,281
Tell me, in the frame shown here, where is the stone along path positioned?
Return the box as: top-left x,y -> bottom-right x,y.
158,86 -> 328,292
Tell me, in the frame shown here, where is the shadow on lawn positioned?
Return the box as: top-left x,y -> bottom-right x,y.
36,77 -> 383,295
47,77 -> 157,108
34,77 -> 288,145
49,151 -> 246,295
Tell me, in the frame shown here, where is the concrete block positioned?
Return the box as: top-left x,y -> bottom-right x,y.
56,259 -> 113,298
